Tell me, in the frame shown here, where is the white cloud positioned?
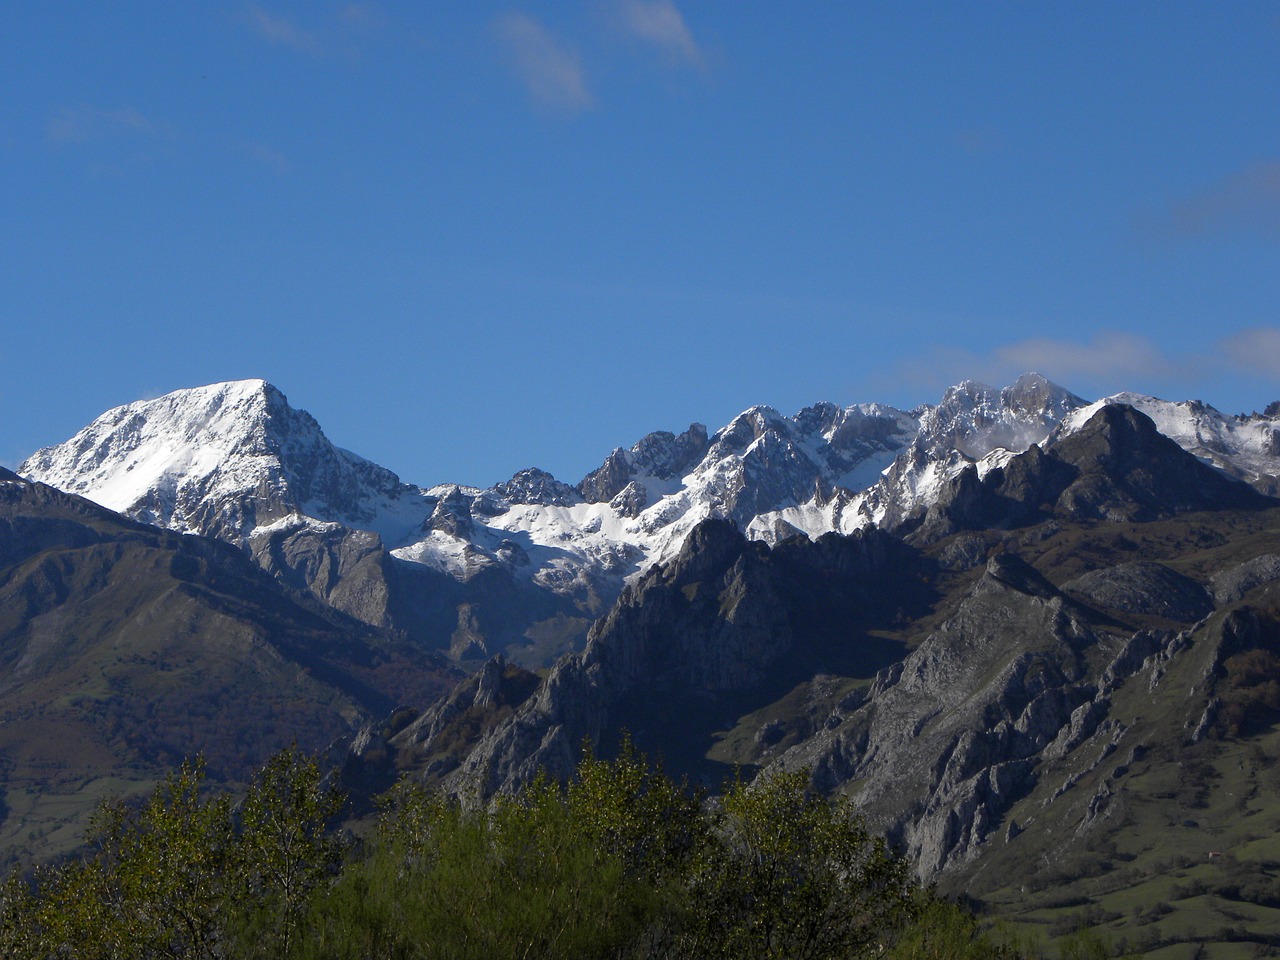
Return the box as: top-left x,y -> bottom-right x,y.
618,0 -> 702,67
885,327 -> 1280,407
46,105 -> 156,145
248,6 -> 322,53
993,333 -> 1178,384
337,3 -> 384,27
495,13 -> 593,113
1220,327 -> 1280,375
881,333 -> 1183,403
1148,160 -> 1280,241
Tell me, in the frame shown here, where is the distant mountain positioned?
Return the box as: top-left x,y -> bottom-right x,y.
20,382 -> 918,664
19,379 -> 426,543
411,404 -> 1274,804
22,376 -> 1280,668
750,374 -> 1280,540
1064,392 -> 1280,495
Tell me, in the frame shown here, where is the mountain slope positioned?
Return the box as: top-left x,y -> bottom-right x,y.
0,467 -> 459,865
383,518 -> 931,803
20,382 -> 921,664
1064,393 -> 1280,495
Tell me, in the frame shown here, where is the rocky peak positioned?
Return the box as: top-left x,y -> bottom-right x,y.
1050,404 -> 1273,520
792,401 -> 844,436
426,487 -> 476,538
1000,372 -> 1085,420
919,375 -> 1084,461
1063,392 -> 1280,496
708,406 -> 811,463
578,422 -> 709,503
659,517 -> 753,587
983,552 -> 1061,600
493,468 -> 581,507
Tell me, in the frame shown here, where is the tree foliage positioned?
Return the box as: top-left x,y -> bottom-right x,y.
2,743 -> 1042,959
674,769 -> 917,959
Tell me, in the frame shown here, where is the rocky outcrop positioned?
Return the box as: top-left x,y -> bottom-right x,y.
1064,562 -> 1214,623
495,468 -> 582,507
438,518 -> 926,803
579,423 -> 710,504
249,522 -> 395,629
1211,554 -> 1280,605
769,554 -> 1114,876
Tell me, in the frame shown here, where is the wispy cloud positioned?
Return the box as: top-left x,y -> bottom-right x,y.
1220,327 -> 1280,375
617,0 -> 702,67
1147,160 -> 1280,241
887,328 -> 1280,404
993,333 -> 1179,384
494,13 -> 593,114
248,6 -> 322,53
241,140 -> 291,175
955,126 -> 1003,157
46,105 -> 158,145
337,3 -> 384,27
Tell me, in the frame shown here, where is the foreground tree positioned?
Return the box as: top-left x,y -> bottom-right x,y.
0,758 -> 235,960
233,747 -> 345,958
670,770 -> 917,960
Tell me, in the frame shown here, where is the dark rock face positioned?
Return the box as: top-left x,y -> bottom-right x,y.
341,653 -> 542,796
430,407 -> 1276,823
439,519 -> 927,803
1050,405 -> 1271,520
767,552 -> 1169,877
1064,562 -> 1213,623
580,520 -> 789,695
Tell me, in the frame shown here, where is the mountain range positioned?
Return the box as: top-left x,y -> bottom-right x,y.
21,375 -> 1280,669
12,375 -> 1280,954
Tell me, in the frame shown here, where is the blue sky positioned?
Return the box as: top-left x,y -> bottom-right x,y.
4,3 -> 1279,488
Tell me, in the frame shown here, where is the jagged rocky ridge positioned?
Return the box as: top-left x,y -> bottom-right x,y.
379,406 -> 1280,890
21,376 -> 1280,668
353,514 -> 929,799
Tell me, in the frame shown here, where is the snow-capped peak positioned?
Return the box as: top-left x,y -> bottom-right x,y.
20,379 -> 428,542
747,374 -> 1088,541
